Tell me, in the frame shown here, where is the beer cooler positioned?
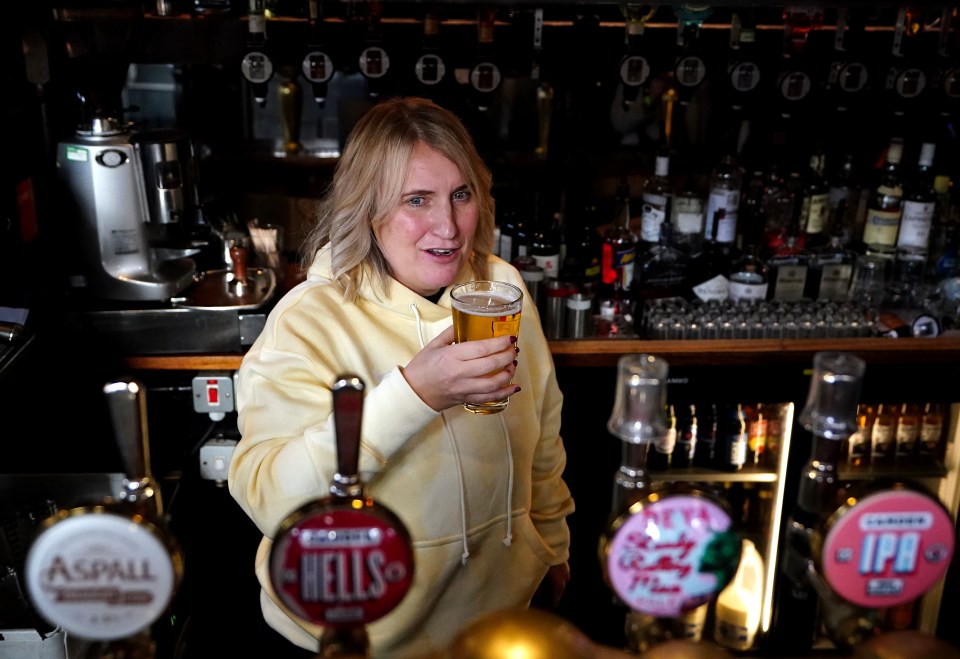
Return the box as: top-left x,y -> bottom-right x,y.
553,354 -> 960,655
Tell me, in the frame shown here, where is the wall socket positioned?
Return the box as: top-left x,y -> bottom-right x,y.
200,438 -> 238,485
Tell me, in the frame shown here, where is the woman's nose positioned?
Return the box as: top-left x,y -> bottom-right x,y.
432,203 -> 457,238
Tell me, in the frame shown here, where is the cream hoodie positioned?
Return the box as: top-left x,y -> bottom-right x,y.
228,247 -> 574,658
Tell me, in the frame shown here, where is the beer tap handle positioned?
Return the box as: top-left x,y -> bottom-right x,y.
104,379 -> 162,516
331,375 -> 365,499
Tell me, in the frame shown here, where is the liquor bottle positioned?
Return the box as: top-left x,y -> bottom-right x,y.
804,200 -> 856,301
616,5 -> 654,111
673,403 -> 697,469
648,404 -> 676,471
896,142 -> 937,259
738,169 -> 768,250
778,352 -> 865,652
894,402 -> 920,463
716,403 -> 748,472
693,403 -> 718,468
766,196 -> 809,302
240,0 -> 274,107
862,138 -> 905,258
513,211 -> 531,261
705,153 -> 743,245
670,175 -> 706,256
918,402 -> 945,460
927,175 -> 959,283
728,244 -> 769,304
561,194 -> 602,297
746,402 -> 768,466
497,192 -> 518,262
635,221 -> 688,308
640,152 -> 672,251
846,403 -> 875,468
685,210 -> 731,303
531,205 -> 562,281
600,178 -> 637,316
869,402 -> 898,466
827,153 -> 862,246
800,153 -> 830,249
761,166 -> 797,258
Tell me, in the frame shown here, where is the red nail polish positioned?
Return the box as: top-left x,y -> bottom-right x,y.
513,360 -> 518,367
514,386 -> 521,393
510,336 -> 518,344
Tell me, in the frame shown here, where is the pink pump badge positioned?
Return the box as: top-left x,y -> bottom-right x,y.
821,489 -> 955,609
604,494 -> 739,617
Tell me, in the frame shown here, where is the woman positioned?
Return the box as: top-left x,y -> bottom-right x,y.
228,96 -> 574,658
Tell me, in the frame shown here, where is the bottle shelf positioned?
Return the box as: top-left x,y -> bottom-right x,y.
839,460 -> 948,481
649,465 -> 779,484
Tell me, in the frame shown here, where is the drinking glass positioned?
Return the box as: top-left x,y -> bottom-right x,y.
450,281 -> 523,414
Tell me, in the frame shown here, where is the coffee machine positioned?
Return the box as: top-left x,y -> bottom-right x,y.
57,112 -> 204,302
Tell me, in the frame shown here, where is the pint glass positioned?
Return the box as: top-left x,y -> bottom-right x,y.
450,281 -> 523,414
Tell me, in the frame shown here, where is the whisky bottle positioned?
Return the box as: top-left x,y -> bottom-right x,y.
746,402 -> 768,466
766,196 -> 809,302
862,138 -> 905,258
728,244 -> 769,304
635,221 -> 688,308
805,200 -> 856,301
896,141 -> 937,259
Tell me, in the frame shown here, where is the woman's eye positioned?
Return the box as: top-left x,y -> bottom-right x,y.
407,196 -> 425,207
453,190 -> 471,202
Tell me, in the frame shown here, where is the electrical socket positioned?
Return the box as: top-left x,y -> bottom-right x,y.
200,438 -> 238,485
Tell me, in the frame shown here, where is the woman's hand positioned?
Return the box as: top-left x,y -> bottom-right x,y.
402,325 -> 519,412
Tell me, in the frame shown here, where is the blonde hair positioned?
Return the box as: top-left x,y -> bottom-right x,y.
302,97 -> 495,301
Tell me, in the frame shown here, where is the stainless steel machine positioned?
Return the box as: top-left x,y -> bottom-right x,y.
57,116 -> 203,302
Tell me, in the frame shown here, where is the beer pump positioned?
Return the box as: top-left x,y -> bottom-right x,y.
600,354 -> 744,653
302,0 -> 335,108
24,380 -> 184,656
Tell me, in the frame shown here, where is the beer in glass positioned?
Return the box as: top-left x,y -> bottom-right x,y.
450,281 -> 523,414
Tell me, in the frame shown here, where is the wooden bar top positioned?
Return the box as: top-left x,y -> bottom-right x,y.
121,336 -> 960,371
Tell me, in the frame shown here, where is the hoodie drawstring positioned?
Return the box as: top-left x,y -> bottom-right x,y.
408,300 -> 514,563
499,414 -> 514,547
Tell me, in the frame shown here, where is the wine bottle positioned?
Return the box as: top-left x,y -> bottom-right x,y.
531,203 -> 562,280
862,138 -> 905,258
561,194 -> 602,297
918,402 -> 945,459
